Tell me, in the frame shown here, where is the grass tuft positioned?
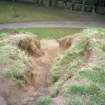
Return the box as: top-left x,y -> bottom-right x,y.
33,96 -> 52,105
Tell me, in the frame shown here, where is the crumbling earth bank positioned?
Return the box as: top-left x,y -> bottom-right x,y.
18,37 -> 72,89
0,33 -> 71,105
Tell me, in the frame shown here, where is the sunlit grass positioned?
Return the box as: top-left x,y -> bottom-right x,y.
0,28 -> 83,39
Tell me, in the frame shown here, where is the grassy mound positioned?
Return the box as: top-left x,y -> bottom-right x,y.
0,28 -> 105,105
0,28 -> 83,39
0,32 -> 37,86
51,28 -> 105,105
34,96 -> 52,105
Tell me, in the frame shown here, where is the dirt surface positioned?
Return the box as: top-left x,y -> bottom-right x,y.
1,29 -> 104,105
52,96 -> 65,105
0,21 -> 105,30
0,34 -> 71,105
0,95 -> 7,105
23,39 -> 61,89
0,77 -> 47,105
18,37 -> 44,57
1,30 -> 104,105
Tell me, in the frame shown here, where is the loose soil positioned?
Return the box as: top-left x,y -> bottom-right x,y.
1,30 -> 105,105
0,34 -> 71,105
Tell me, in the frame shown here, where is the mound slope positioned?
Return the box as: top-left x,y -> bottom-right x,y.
0,29 -> 105,105
51,28 -> 105,105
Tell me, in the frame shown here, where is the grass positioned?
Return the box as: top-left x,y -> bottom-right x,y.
51,28 -> 105,105
0,44 -> 26,86
0,1 -> 105,23
0,28 -> 83,39
50,80 -> 64,97
33,96 -> 52,105
0,28 -> 82,86
0,1 -> 73,23
51,36 -> 88,82
0,33 -> 36,86
79,68 -> 105,85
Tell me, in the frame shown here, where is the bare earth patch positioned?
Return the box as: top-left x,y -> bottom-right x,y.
1,29 -> 105,105
0,32 -> 71,105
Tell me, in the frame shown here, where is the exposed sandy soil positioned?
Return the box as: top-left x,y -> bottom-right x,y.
0,34 -> 71,105
1,31 -> 103,105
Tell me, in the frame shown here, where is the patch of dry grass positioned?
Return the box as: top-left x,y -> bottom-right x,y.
51,28 -> 105,105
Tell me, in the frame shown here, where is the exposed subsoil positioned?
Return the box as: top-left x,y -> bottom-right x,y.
0,35 -> 71,105
0,21 -> 105,30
